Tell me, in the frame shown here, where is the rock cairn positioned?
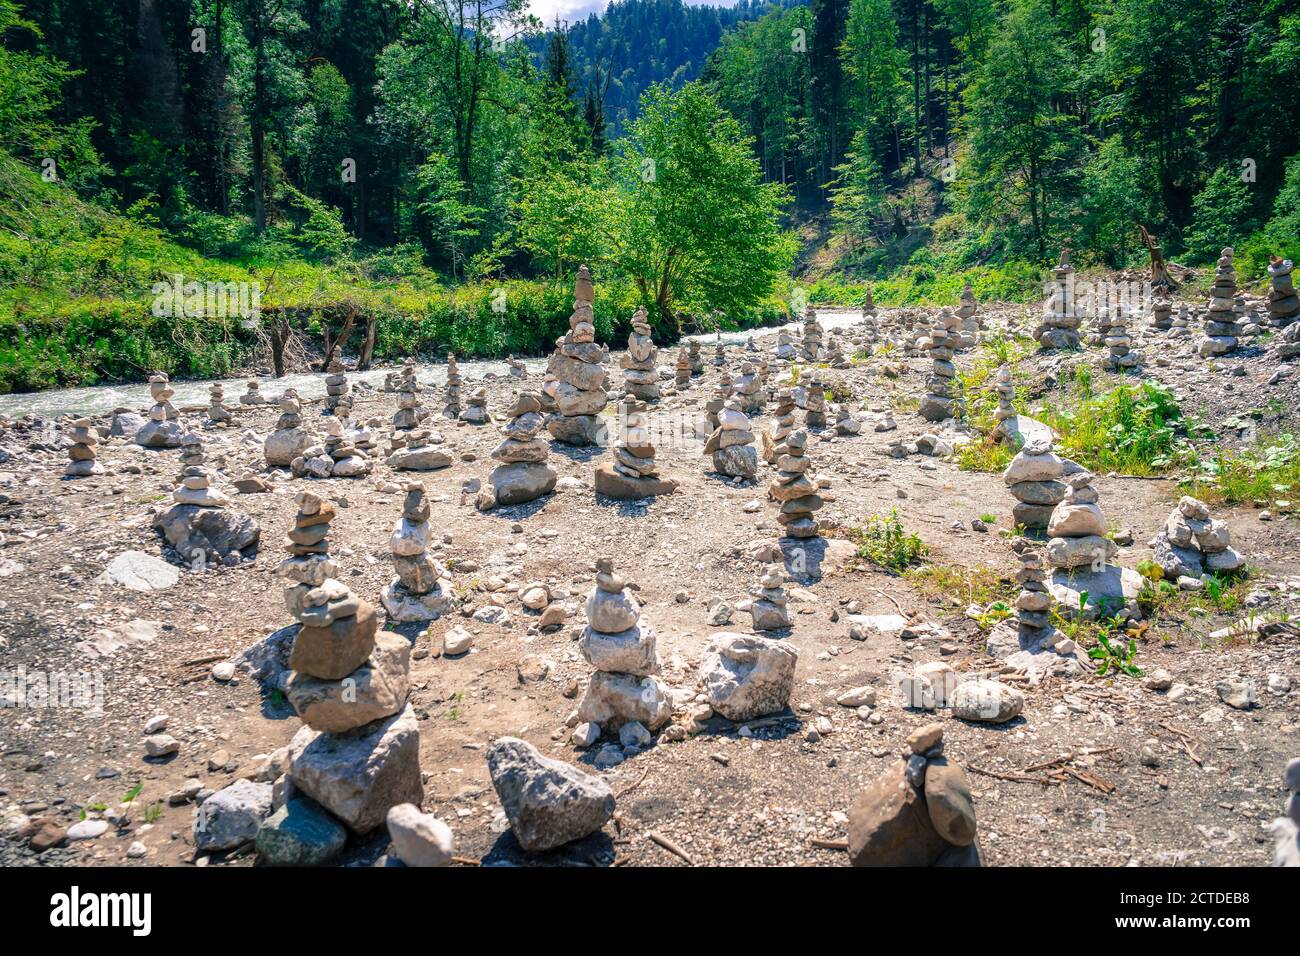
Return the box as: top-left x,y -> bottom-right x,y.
802,370 -> 827,429
208,383 -> 232,423
442,354 -> 462,419
863,288 -> 876,319
802,311 -> 824,361
993,366 -> 1016,439
240,379 -> 265,405
381,482 -> 454,622
1169,304 -> 1192,338
919,310 -> 959,421
1046,472 -> 1141,618
834,403 -> 861,436
955,282 -> 979,347
846,724 -> 980,866
577,558 -> 671,735
279,490 -> 422,834
292,417 -> 372,479
1148,495 -> 1243,580
543,265 -> 608,446
1199,246 -> 1242,356
595,395 -> 678,499
703,384 -> 725,434
688,339 -> 703,374
621,306 -> 660,400
718,368 -> 734,399
265,390 -> 312,467
774,328 -> 798,360
746,567 -> 791,631
460,386 -> 489,424
155,435 -> 259,565
324,360 -> 351,416
1269,257 -> 1299,327
1150,293 -> 1173,332
1038,249 -> 1082,349
478,391 -> 556,509
1102,309 -> 1141,370
393,376 -> 424,432
65,418 -> 103,477
761,387 -> 797,464
769,429 -> 821,539
1012,547 -> 1057,649
714,336 -> 726,367
734,362 -> 764,414
704,397 -> 758,480
386,427 -> 452,472
506,354 -> 527,378
136,372 -> 184,448
1002,436 -> 1070,529
674,349 -> 690,389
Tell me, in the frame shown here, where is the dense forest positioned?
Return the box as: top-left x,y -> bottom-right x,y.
1,0 -> 1299,392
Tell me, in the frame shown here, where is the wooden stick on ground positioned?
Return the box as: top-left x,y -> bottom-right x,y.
647,830 -> 694,865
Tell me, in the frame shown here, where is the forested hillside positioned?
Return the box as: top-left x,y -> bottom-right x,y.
706,0 -> 1300,279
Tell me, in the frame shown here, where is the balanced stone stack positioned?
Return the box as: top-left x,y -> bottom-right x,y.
386,427 -> 452,472
802,371 -> 827,429
279,491 -> 422,834
595,395 -> 678,499
734,362 -> 764,414
704,397 -> 758,480
688,339 -> 703,374
826,336 -> 849,368
955,282 -> 979,348
1199,247 -> 1242,356
460,386 -> 490,424
265,390 -> 313,467
802,312 -> 824,361
993,366 -> 1016,440
443,354 -> 462,419
621,306 -> 660,400
1170,304 -> 1192,338
1268,257 -> 1299,327
1150,293 -> 1173,332
240,379 -> 265,405
746,568 -> 791,632
919,310 -> 959,421
324,360 -> 351,417
863,288 -> 876,318
769,429 -> 821,539
65,418 -> 103,477
155,435 -> 260,565
208,383 -> 233,424
394,379 -> 424,432
506,354 -> 527,378
543,265 -> 609,446
1046,472 -> 1141,618
1012,548 -> 1057,649
1148,495 -> 1243,581
136,372 -> 185,448
704,385 -> 725,434
846,724 -> 980,866
834,404 -> 861,436
381,483 -> 454,622
761,388 -> 798,464
718,368 -> 734,399
714,336 -> 726,367
478,391 -> 556,509
577,559 -> 672,735
774,329 -> 798,360
1038,249 -> 1082,349
1102,309 -> 1141,370
674,349 -> 691,388
1003,436 -> 1073,529
292,417 -> 372,479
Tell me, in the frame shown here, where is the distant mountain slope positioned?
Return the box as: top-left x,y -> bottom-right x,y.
533,0 -> 804,137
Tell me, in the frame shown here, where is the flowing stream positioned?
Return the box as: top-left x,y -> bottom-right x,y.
0,309 -> 866,419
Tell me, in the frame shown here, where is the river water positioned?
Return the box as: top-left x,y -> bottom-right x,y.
0,308 -> 865,419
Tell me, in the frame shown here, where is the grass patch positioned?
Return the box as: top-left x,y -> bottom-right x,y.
851,509 -> 928,573
1180,432 -> 1300,509
1037,367 -> 1195,475
904,562 -> 1015,608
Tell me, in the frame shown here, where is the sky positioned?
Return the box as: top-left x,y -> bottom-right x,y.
526,0 -> 742,27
